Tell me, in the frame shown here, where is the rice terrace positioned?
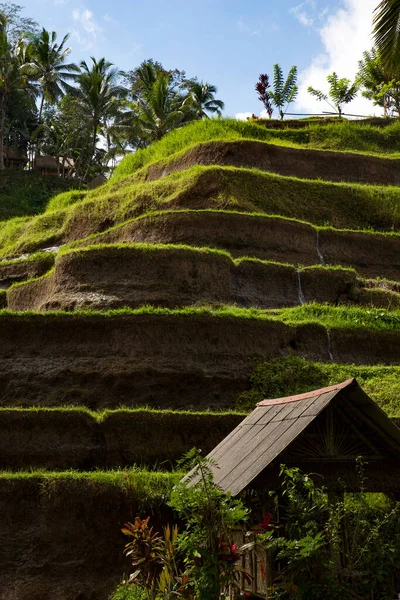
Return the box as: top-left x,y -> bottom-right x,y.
2,0 -> 400,599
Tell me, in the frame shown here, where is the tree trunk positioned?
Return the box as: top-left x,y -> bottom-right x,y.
38,93 -> 45,122
84,123 -> 97,182
0,95 -> 7,170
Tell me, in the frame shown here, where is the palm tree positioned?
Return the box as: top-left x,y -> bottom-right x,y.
187,81 -> 224,119
130,71 -> 188,146
373,0 -> 400,74
75,57 -> 126,179
29,28 -> 78,121
0,14 -> 35,169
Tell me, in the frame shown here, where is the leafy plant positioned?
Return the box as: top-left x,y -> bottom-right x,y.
256,73 -> 273,118
269,64 -> 298,120
169,449 -> 249,600
257,465 -> 400,599
358,48 -> 400,117
373,0 -> 400,74
308,72 -> 359,118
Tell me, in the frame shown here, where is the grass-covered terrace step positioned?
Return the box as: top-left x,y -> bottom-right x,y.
141,139 -> 400,187
73,210 -> 400,282
2,165 -> 400,261
0,469 -> 177,600
0,407 -> 242,471
7,243 -> 399,312
0,306 -> 399,409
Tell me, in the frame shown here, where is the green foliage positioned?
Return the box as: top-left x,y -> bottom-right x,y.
357,48 -> 400,117
268,64 -> 298,119
259,466 -> 400,599
109,586 -> 147,600
308,72 -> 359,117
27,28 -> 78,120
373,0 -> 400,74
236,355 -> 400,415
186,81 -> 224,119
169,449 -> 249,600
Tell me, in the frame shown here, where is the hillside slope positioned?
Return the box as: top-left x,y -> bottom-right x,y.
1,118 -> 400,599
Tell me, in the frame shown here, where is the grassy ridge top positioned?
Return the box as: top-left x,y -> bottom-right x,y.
113,118 -> 400,178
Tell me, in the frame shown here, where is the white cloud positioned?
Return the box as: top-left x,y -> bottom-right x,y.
237,16 -> 263,36
295,0 -> 381,117
290,0 -> 317,28
72,7 -> 103,48
235,112 -> 253,121
103,14 -> 117,24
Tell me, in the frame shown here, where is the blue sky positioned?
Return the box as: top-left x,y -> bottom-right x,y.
16,0 -> 379,117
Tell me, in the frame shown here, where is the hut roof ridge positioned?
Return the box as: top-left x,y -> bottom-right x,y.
258,378 -> 356,406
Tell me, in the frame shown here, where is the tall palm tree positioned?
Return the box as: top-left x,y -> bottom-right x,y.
75,57 -> 126,179
373,0 -> 400,74
187,81 -> 224,119
130,71 -> 188,146
29,28 -> 78,121
0,14 -> 35,169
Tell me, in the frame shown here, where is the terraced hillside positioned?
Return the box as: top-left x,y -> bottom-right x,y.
1,118 -> 400,600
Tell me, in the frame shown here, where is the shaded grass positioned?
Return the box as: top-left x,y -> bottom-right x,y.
0,405 -> 246,421
0,251 -> 55,267
274,303 -> 400,331
0,170 -> 84,221
113,118 -> 400,179
0,468 -> 180,509
237,355 -> 400,416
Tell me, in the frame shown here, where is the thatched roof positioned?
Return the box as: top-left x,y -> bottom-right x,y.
35,156 -> 74,171
4,146 -> 27,161
87,174 -> 107,190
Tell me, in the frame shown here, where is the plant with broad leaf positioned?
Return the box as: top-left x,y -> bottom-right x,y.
308,72 -> 359,118
268,64 -> 298,120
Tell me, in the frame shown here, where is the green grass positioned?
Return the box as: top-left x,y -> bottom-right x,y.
0,170 -> 84,221
274,303 -> 400,331
58,240 -> 232,260
2,164 -> 400,259
0,251 -> 55,267
237,355 -> 400,416
0,303 -> 399,333
113,118 -> 400,179
0,405 -> 245,421
0,468 -> 180,509
45,189 -> 87,212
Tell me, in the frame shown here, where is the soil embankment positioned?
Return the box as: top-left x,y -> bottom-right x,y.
0,314 -> 398,409
146,140 -> 400,186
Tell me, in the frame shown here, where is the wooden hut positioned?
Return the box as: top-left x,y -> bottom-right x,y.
205,378 -> 400,495
189,379 -> 400,597
4,146 -> 28,169
34,155 -> 74,177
